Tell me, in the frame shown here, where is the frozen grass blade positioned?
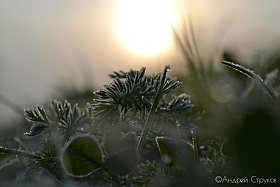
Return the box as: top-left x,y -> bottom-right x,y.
137,66 -> 171,150
0,146 -> 39,159
221,61 -> 279,106
221,61 -> 263,80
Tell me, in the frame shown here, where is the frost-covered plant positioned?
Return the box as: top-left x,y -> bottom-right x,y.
221,61 -> 280,106
0,66 -> 206,186
3,62 -> 276,186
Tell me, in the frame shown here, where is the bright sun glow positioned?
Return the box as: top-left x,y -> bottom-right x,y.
116,0 -> 177,56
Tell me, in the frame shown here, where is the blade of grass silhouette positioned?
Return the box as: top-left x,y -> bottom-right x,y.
173,26 -> 204,109
172,23 -> 199,91
137,65 -> 171,150
182,19 -> 194,59
190,127 -> 199,165
0,146 -> 40,159
172,27 -> 191,63
173,16 -> 202,73
187,15 -> 210,89
172,19 -> 211,110
221,61 -> 279,106
188,16 -> 203,69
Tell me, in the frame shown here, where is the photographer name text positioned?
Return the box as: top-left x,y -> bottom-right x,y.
215,175 -> 277,185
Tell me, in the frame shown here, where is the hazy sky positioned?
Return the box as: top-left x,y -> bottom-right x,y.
1,0 -> 280,125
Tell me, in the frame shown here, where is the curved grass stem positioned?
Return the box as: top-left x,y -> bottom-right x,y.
221,61 -> 280,106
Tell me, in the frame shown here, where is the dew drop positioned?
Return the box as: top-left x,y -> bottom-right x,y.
175,121 -> 181,127
165,65 -> 172,72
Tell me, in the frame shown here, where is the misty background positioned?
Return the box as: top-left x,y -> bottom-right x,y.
1,0 -> 280,126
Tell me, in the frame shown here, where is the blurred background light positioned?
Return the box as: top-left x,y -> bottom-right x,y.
1,0 -> 280,125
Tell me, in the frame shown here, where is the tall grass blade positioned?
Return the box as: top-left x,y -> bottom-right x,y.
221,61 -> 279,106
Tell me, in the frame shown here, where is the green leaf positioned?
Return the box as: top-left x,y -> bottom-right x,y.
48,100 -> 89,139
156,137 -> 194,170
160,93 -> 194,113
103,129 -> 123,155
103,132 -> 138,176
61,135 -> 103,177
162,77 -> 182,95
137,160 -> 157,176
24,106 -> 49,124
220,140 -> 236,158
132,177 -> 152,186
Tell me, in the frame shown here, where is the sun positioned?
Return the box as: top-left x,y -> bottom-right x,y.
116,0 -> 176,56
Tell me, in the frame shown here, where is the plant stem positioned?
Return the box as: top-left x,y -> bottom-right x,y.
0,146 -> 39,159
190,127 -> 199,165
137,65 -> 170,150
221,61 -> 280,106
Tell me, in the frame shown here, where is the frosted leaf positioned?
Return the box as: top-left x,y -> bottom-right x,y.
221,61 -> 263,81
24,123 -> 47,136
221,61 -> 279,105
